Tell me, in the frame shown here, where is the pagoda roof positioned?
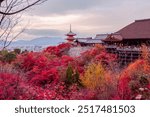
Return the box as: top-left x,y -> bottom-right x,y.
66,24 -> 76,36
66,31 -> 76,36
94,34 -> 108,40
76,38 -> 103,44
75,38 -> 90,43
86,39 -> 103,44
103,33 -> 123,42
117,19 -> 150,39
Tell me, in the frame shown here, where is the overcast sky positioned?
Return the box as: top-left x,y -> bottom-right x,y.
18,0 -> 150,40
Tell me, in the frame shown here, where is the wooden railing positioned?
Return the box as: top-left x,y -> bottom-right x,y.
106,46 -> 150,65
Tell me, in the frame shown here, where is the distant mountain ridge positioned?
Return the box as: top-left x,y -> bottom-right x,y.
10,37 -> 65,46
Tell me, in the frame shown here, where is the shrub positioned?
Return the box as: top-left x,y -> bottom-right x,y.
141,45 -> 150,73
65,65 -> 82,87
4,52 -> 16,63
0,50 -> 16,63
44,43 -> 71,56
65,65 -> 74,86
30,68 -> 59,87
0,65 -> 34,100
14,48 -> 21,54
118,59 -> 150,99
81,62 -> 106,90
14,52 -> 35,72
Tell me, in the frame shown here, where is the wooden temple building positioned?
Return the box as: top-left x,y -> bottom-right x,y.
104,19 -> 150,65
103,19 -> 150,46
71,19 -> 150,46
66,19 -> 150,65
74,34 -> 106,46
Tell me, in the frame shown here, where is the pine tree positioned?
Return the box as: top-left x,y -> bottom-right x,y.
65,64 -> 73,86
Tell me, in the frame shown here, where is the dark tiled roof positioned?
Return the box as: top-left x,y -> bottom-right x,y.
117,19 -> 150,39
76,38 -> 102,44
86,39 -> 102,44
94,34 -> 108,40
103,33 -> 123,42
75,38 -> 89,43
66,31 -> 76,36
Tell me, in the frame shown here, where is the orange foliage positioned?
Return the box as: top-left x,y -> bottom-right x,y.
80,62 -> 115,89
118,58 -> 150,99
121,60 -> 145,77
141,45 -> 150,73
94,44 -> 106,52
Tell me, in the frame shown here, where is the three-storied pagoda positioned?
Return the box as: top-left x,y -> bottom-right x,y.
65,24 -> 76,43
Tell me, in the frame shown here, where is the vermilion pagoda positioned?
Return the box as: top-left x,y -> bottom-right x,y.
65,24 -> 76,43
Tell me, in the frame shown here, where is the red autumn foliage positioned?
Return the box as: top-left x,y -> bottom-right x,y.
95,52 -> 117,64
80,47 -> 117,67
117,59 -> 150,100
0,43 -> 149,100
0,73 -> 21,99
44,43 -> 71,56
0,70 -> 37,100
118,76 -> 132,100
30,68 -> 59,86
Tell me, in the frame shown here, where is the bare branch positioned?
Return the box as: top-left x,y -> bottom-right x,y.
4,27 -> 26,48
0,0 -> 46,49
0,0 -> 46,15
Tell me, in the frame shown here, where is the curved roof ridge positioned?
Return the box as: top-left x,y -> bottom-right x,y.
116,19 -> 150,39
135,18 -> 150,22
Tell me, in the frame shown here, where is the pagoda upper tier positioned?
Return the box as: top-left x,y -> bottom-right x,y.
65,25 -> 76,42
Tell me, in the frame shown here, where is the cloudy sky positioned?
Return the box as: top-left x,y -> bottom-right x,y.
18,0 -> 150,40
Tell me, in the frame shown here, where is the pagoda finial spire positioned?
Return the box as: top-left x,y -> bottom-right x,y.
70,24 -> 72,32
